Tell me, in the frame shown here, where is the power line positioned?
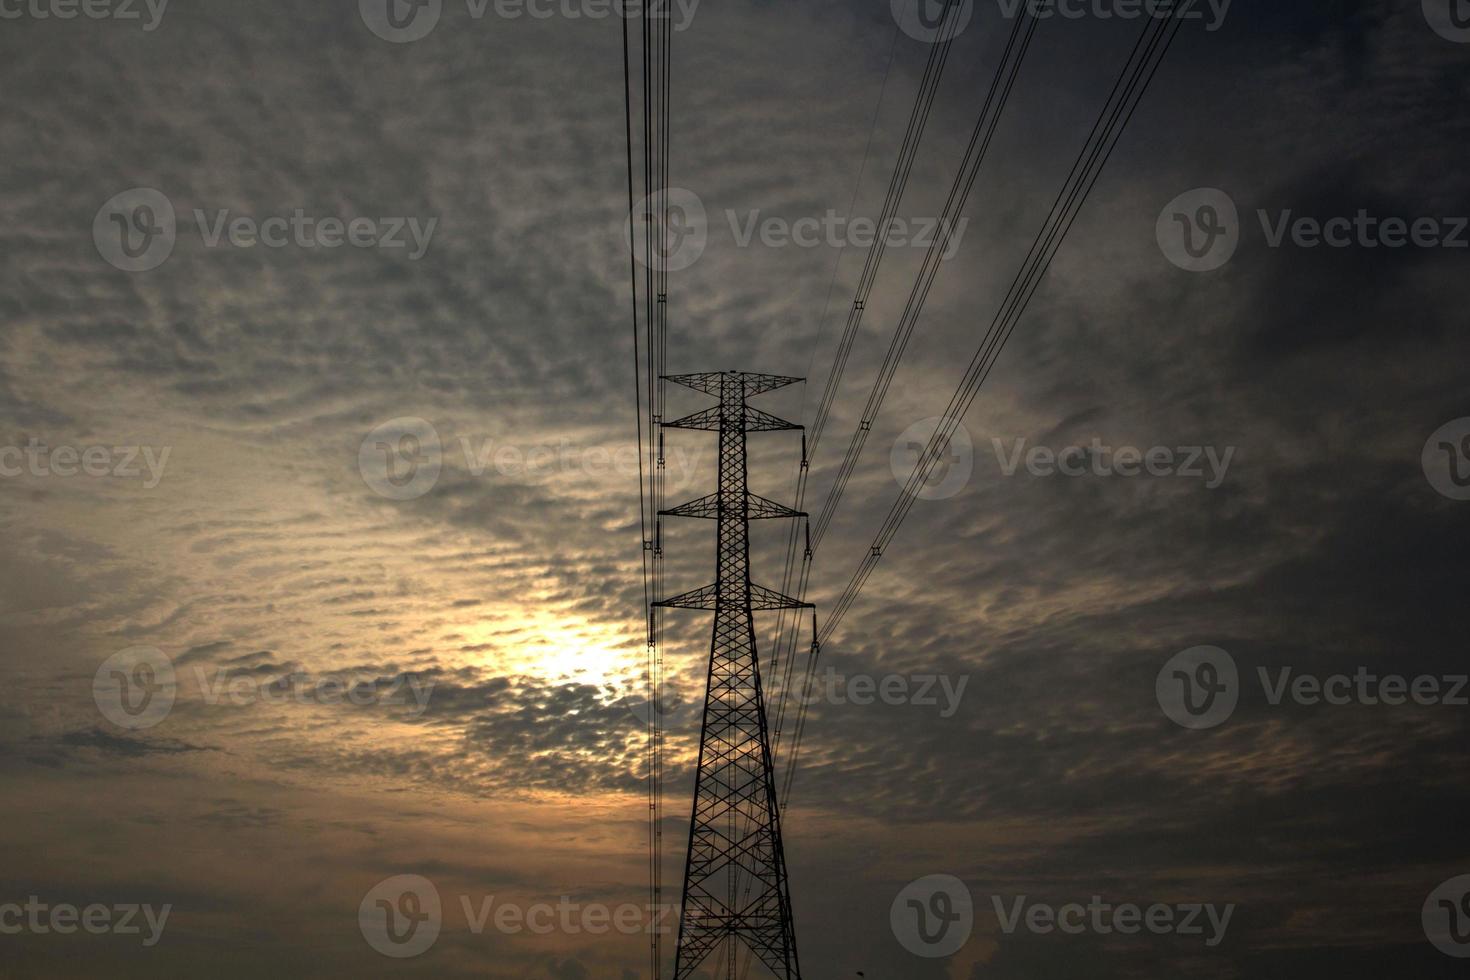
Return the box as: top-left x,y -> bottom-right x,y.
772,6 -> 1039,803
629,3 -> 674,975
808,10 -> 1037,552
766,0 -> 969,776
622,0 -> 649,629
797,15 -> 905,417
783,13 -> 1185,811
825,13 -> 1185,648
620,13 -> 660,980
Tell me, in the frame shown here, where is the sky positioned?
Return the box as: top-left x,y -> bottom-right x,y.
2,0 -> 1470,977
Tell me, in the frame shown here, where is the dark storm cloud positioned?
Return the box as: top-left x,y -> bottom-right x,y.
32,727 -> 213,762
191,798 -> 288,829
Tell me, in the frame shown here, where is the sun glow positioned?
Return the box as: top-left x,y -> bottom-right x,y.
463,612 -> 640,690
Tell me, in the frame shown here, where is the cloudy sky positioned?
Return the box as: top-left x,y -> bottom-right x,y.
2,0 -> 1469,976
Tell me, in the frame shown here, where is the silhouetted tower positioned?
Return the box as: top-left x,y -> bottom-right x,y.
654,371 -> 809,980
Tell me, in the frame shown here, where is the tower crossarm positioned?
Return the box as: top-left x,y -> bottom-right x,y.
664,406 -> 722,432
663,372 -> 803,397
663,406 -> 802,434
654,582 -> 809,612
652,584 -> 719,610
660,492 -> 805,521
747,583 -> 814,611
741,407 -> 802,432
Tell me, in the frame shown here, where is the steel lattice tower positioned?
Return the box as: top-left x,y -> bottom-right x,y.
654,371 -> 809,980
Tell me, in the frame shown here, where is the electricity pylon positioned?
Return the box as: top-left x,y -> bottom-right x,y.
654,371 -> 809,980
